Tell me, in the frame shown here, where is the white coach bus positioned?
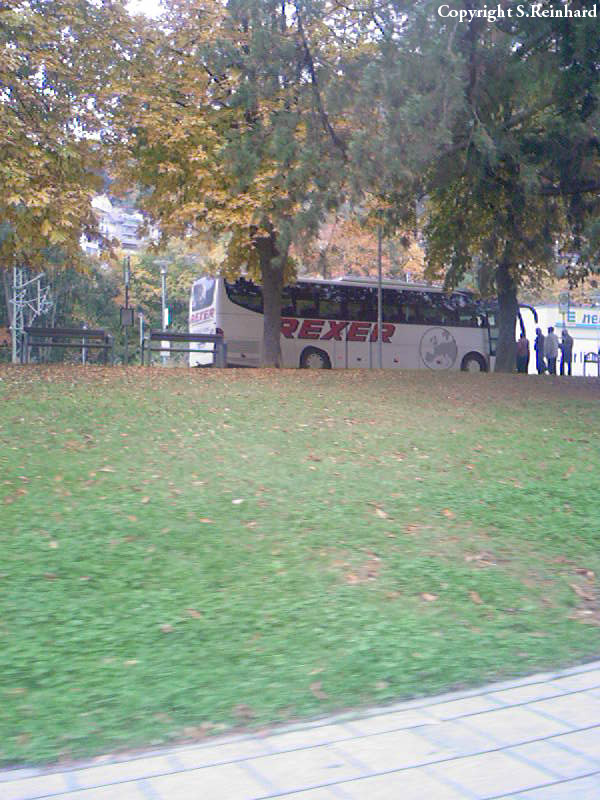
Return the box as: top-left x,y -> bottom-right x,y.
189,275 -> 507,370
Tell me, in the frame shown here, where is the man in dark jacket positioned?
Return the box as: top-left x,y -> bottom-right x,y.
516,333 -> 530,373
534,328 -> 545,374
560,329 -> 574,376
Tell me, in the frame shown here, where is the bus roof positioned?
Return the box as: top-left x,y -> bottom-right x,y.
196,273 -> 475,296
301,275 -> 471,294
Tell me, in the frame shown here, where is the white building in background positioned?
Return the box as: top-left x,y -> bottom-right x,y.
81,195 -> 158,256
522,304 -> 600,376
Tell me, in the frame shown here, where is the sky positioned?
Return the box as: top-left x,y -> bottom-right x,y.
127,0 -> 163,19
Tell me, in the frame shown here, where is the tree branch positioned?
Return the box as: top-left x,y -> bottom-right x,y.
538,179 -> 600,197
295,10 -> 347,161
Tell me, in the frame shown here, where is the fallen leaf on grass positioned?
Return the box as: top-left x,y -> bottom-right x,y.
575,568 -> 595,580
421,592 -> 438,602
160,624 -> 174,633
404,524 -> 420,534
310,681 -> 328,700
442,509 -> 455,518
469,590 -> 483,605
234,704 -> 255,721
141,496 -> 150,504
186,609 -> 203,619
570,584 -> 595,602
198,518 -> 213,524
374,507 -> 389,519
464,552 -> 496,566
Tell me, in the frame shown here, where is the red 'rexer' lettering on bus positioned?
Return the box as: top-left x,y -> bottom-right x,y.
298,319 -> 325,339
347,321 -> 371,342
321,320 -> 348,340
370,323 -> 395,343
281,318 -> 299,338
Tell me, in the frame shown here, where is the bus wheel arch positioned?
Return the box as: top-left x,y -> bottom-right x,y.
300,346 -> 332,369
461,352 -> 487,372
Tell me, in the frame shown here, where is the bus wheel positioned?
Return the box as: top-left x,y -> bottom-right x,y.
461,352 -> 487,372
300,347 -> 331,369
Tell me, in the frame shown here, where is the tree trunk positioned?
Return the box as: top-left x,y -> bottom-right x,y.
494,254 -> 518,373
256,233 -> 284,367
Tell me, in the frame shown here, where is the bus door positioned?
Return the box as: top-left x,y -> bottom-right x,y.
519,304 -> 538,334
484,302 -> 538,360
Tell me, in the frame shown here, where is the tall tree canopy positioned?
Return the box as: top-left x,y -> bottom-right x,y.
339,1 -> 600,371
422,1 -> 600,370
0,0 -> 129,277
118,0 -> 356,365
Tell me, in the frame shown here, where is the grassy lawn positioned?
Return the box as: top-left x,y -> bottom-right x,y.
1,365 -> 599,765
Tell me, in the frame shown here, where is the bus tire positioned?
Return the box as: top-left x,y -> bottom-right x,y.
461,352 -> 487,372
300,347 -> 331,369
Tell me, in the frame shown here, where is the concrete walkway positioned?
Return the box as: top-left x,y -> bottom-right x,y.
2,661 -> 600,800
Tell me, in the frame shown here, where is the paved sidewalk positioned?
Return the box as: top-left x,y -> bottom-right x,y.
2,661 -> 600,800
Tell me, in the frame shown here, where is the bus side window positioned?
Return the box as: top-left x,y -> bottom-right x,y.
227,278 -> 264,313
453,294 -> 479,327
421,292 -> 441,325
281,286 -> 295,316
401,291 -> 422,324
319,285 -> 344,319
382,289 -> 403,323
295,284 -> 319,318
438,295 -> 458,326
344,286 -> 376,322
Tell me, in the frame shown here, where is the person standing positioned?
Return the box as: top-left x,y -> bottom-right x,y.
515,333 -> 530,373
534,328 -> 546,374
560,329 -> 574,376
544,326 -> 559,374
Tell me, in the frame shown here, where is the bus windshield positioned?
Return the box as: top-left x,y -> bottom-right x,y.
191,278 -> 216,312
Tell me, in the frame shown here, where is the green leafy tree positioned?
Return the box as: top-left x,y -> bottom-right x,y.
343,1 -> 600,371
0,0 -> 131,328
127,242 -> 204,331
116,0 -> 355,366
422,2 -> 600,370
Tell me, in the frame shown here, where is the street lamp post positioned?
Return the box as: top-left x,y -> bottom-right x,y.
124,257 -> 130,365
160,265 -> 167,327
155,260 -> 169,365
377,225 -> 383,369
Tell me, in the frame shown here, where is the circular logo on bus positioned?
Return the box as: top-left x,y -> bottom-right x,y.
419,328 -> 458,370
